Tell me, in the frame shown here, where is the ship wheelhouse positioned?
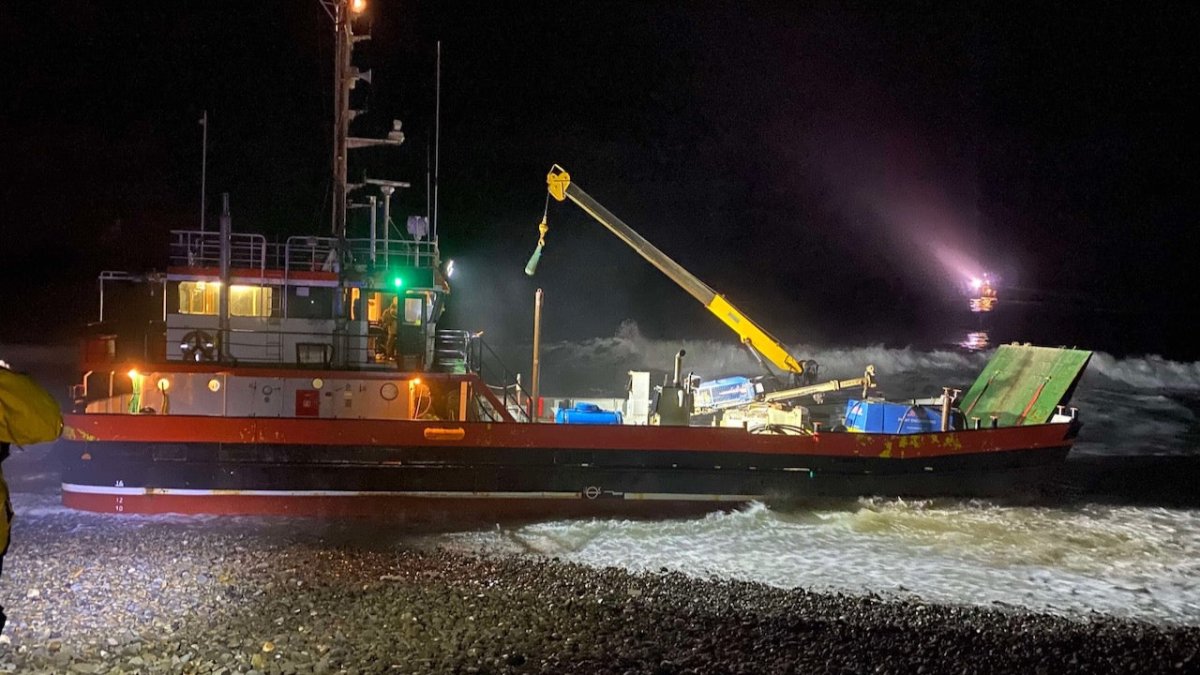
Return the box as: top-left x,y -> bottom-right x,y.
72,225 -> 530,424
91,228 -> 449,370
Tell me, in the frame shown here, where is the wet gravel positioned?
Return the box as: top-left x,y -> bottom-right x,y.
1,498 -> 1197,674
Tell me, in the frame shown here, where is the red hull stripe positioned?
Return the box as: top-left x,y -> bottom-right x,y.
62,414 -> 1075,460
61,483 -> 760,501
61,487 -> 742,518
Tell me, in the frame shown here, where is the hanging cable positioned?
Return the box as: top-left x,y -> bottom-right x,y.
524,192 -> 551,276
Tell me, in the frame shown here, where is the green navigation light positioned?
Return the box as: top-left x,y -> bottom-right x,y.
392,276 -> 404,288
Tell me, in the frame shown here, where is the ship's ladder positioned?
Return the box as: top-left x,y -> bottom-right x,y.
263,277 -> 284,362
264,328 -> 283,362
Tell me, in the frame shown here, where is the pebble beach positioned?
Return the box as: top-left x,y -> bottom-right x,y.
2,494 -> 1197,675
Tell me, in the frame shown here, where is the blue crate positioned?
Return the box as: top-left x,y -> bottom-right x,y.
844,399 -> 945,434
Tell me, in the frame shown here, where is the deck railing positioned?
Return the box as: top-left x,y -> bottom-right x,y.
169,231 -> 268,271
168,229 -> 439,277
473,338 -> 532,422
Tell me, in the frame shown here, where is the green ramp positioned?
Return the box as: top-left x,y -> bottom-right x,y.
959,344 -> 1092,427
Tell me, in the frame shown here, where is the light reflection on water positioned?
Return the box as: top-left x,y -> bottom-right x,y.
958,330 -> 990,351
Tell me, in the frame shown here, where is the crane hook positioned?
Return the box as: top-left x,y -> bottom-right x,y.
525,216 -> 549,276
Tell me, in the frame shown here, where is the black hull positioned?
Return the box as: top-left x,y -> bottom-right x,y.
62,441 -> 1073,516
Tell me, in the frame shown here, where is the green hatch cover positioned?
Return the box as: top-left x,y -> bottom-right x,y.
959,344 -> 1092,427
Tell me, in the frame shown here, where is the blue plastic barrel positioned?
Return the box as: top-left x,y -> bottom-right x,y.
555,402 -> 623,425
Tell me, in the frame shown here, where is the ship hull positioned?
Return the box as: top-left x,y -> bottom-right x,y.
61,415 -> 1077,518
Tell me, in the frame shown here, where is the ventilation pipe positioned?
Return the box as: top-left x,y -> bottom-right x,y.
530,288 -> 544,423
380,185 -> 394,267
218,193 -> 232,361
673,350 -> 686,387
368,194 -> 378,265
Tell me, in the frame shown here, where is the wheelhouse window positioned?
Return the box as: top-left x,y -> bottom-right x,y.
403,297 -> 424,325
178,281 -> 217,315
286,285 -> 333,319
178,281 -> 273,317
229,285 -> 273,317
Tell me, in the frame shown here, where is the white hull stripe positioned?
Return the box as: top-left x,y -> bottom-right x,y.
61,483 -> 761,502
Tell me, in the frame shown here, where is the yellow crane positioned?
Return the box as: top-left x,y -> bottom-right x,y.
531,165 -> 875,401
538,165 -> 806,379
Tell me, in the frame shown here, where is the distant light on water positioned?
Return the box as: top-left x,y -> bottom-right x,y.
959,331 -> 990,351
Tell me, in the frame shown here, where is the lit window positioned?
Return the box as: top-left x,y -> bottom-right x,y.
403,297 -> 423,324
229,285 -> 273,317
178,282 -> 273,317
178,281 -> 218,315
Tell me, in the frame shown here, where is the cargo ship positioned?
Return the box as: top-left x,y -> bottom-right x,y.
61,335 -> 1089,519
59,2 -> 1091,519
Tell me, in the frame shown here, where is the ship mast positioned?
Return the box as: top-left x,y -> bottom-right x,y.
319,0 -> 416,368
322,0 -> 364,237
320,0 -> 407,236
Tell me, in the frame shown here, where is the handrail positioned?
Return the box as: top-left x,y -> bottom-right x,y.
283,235 -> 340,276
167,229 -> 441,277
473,338 -> 532,422
169,230 -> 267,271
466,372 -> 518,423
165,323 -> 377,366
344,238 -> 440,269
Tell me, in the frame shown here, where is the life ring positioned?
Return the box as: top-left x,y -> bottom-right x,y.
180,330 -> 216,362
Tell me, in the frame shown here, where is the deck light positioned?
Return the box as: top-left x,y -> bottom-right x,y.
350,0 -> 367,14
127,368 -> 140,380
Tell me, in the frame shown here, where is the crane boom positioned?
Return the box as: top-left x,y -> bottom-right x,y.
546,165 -> 808,378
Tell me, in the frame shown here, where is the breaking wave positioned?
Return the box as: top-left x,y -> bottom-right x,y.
540,320 -> 1200,394
537,322 -> 1200,457
445,498 -> 1200,625
540,321 -> 986,397
1086,352 -> 1200,391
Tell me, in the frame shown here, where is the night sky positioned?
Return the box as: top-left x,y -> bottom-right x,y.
1,2 -> 1195,358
